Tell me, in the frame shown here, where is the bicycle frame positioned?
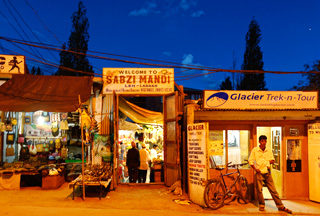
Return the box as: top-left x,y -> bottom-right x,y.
204,160 -> 250,210
219,165 -> 242,195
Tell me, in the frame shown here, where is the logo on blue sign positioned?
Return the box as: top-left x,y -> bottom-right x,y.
206,92 -> 229,107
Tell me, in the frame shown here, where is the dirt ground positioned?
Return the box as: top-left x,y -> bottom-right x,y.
0,182 -> 319,216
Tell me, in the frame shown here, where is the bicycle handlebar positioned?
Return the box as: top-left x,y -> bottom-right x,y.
227,162 -> 248,168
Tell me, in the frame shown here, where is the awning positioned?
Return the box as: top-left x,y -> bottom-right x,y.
119,118 -> 141,130
119,97 -> 163,125
0,74 -> 93,112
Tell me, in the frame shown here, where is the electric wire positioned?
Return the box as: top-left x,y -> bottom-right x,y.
1,0 -> 55,74
8,0 -> 59,63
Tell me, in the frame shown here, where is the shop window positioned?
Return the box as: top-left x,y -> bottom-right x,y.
272,129 -> 281,171
208,130 -> 250,169
208,130 -> 226,166
227,130 -> 250,168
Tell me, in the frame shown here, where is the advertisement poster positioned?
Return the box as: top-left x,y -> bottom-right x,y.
208,131 -> 224,166
93,134 -> 112,162
187,122 -> 208,206
308,123 -> 320,202
286,139 -> 302,172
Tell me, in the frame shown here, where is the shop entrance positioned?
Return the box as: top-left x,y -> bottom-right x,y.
257,126 -> 283,198
116,96 -> 165,184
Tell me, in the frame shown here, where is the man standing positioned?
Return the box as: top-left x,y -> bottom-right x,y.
138,143 -> 150,183
126,141 -> 140,183
249,135 -> 292,214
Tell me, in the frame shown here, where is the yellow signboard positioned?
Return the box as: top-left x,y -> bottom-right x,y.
204,90 -> 318,109
0,55 -> 25,75
187,122 -> 208,206
102,68 -> 174,95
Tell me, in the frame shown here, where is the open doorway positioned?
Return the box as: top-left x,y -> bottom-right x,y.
116,96 -> 164,184
257,126 -> 283,198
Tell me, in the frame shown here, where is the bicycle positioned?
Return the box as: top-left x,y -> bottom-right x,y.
203,160 -> 250,210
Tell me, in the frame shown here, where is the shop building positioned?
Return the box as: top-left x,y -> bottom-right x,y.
183,90 -> 320,204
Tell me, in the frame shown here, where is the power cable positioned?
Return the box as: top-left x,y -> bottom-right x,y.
1,0 -> 55,74
8,0 -> 59,63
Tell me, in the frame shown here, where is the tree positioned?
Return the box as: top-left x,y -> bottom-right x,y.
292,61 -> 320,100
238,18 -> 267,90
30,66 -> 43,75
220,76 -> 233,90
56,1 -> 93,76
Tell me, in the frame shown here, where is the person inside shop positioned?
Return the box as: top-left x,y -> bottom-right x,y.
249,135 -> 292,214
126,141 -> 140,183
149,144 -> 158,182
138,143 -> 150,183
150,144 -> 158,162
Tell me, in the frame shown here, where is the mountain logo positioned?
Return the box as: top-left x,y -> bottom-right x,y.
206,92 -> 229,107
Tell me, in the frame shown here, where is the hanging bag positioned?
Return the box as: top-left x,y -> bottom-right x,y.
43,138 -> 49,152
18,135 -> 25,144
29,139 -> 38,155
60,119 -> 69,130
6,133 -> 15,144
51,126 -> 59,137
6,144 -> 15,156
36,139 -> 43,153
5,113 -> 13,131
11,112 -> 17,126
49,140 -> 55,152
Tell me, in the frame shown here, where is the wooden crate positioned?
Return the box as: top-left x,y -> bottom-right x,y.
154,164 -> 162,170
42,172 -> 65,190
154,171 -> 161,182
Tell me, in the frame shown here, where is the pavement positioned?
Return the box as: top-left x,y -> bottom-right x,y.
0,182 -> 319,216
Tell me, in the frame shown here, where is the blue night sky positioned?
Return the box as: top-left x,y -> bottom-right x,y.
1,0 -> 320,91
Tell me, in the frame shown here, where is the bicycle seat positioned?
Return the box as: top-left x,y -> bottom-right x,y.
215,167 -> 225,171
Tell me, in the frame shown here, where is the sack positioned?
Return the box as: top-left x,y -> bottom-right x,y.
6,133 -> 15,144
93,155 -> 102,165
60,119 -> 69,130
6,144 -> 15,156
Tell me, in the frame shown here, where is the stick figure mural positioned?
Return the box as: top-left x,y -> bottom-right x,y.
9,56 -> 22,73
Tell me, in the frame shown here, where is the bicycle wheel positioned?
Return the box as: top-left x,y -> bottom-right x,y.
236,176 -> 250,204
204,179 -> 226,210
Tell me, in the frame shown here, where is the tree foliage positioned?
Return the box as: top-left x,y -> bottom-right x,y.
292,60 -> 320,95
238,18 -> 267,90
220,76 -> 233,90
56,1 -> 93,76
30,66 -> 43,75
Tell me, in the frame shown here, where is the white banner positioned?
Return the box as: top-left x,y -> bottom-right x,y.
0,55 -> 25,75
204,90 -> 318,109
187,122 -> 208,206
102,68 -> 174,95
308,123 -> 320,202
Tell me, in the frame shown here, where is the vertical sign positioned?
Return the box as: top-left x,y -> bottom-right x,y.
187,122 -> 208,206
308,123 -> 320,202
